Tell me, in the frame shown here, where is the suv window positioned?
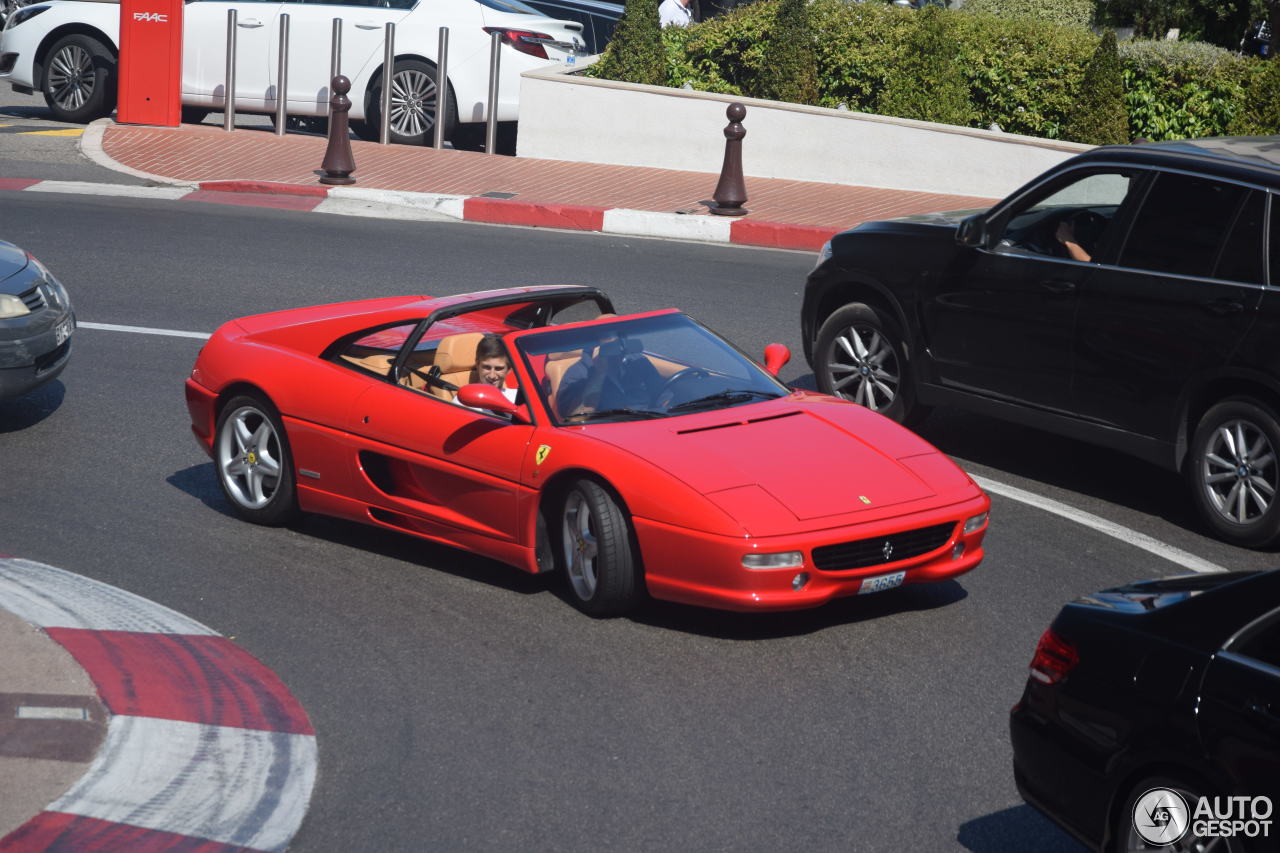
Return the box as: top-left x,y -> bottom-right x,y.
1120,173 -> 1251,279
1212,190 -> 1266,285
999,170 -> 1135,263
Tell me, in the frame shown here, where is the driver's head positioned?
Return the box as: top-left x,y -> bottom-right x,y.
475,334 -> 511,388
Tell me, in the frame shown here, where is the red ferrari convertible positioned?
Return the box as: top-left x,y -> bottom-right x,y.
185,286 -> 990,616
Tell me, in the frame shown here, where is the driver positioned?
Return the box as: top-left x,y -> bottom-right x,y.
556,334 -> 660,419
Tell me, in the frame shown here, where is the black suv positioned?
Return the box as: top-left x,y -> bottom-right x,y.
802,136 -> 1280,548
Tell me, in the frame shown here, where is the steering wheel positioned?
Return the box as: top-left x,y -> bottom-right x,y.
654,367 -> 710,408
410,364 -> 457,393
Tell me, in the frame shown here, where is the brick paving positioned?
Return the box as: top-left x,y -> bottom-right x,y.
101,123 -> 998,231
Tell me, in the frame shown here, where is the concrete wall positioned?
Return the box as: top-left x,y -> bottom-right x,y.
517,62 -> 1092,199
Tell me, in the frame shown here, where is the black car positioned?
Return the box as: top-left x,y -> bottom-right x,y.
0,239 -> 74,400
1010,569 -> 1280,852
802,136 -> 1280,548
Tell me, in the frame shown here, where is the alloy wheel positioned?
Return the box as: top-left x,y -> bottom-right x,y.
217,405 -> 284,511
389,69 -> 437,138
47,44 -> 94,113
562,490 -> 599,601
826,324 -> 900,411
1200,418 -> 1277,525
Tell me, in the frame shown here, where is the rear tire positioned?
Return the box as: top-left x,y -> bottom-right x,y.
42,34 -> 115,123
559,479 -> 639,617
365,59 -> 457,146
1110,773 -> 1243,853
1188,397 -> 1280,548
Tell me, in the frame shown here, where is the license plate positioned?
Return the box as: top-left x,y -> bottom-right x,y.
858,570 -> 906,595
54,318 -> 72,346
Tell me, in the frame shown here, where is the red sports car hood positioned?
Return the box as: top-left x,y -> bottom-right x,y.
583,396 -> 976,531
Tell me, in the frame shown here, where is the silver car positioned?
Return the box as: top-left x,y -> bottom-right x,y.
0,240 -> 73,400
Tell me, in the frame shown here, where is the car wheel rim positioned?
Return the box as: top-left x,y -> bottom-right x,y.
217,406 -> 283,510
562,491 -> 599,600
48,45 -> 94,112
1201,418 -> 1277,525
389,69 -> 436,138
826,324 -> 900,411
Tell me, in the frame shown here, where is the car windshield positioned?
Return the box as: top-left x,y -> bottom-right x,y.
516,312 -> 786,425
473,0 -> 544,14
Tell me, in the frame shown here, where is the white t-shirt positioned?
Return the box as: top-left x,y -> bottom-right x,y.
658,0 -> 692,28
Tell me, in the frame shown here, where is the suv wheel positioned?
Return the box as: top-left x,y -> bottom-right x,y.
1189,397 -> 1280,547
814,303 -> 927,426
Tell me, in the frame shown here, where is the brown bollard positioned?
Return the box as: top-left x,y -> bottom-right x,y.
710,102 -> 748,216
320,75 -> 356,186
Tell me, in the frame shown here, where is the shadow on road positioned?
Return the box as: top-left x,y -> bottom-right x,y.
957,804 -> 1088,852
0,380 -> 65,432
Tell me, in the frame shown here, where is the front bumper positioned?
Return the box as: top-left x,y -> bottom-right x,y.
0,309 -> 74,400
634,492 -> 989,611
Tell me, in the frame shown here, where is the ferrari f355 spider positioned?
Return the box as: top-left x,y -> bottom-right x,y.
185,286 -> 989,616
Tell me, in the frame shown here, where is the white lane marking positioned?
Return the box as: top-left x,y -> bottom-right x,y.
0,558 -> 219,633
78,321 -> 210,340
973,475 -> 1227,575
51,715 -> 317,853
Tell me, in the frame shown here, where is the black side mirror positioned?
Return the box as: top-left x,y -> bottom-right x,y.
956,214 -> 988,249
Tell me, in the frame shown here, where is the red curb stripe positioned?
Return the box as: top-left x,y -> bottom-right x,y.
46,629 -> 315,735
0,178 -> 42,191
463,198 -> 605,232
730,219 -> 839,252
0,812 -> 261,853
183,189 -> 325,211
197,181 -> 329,198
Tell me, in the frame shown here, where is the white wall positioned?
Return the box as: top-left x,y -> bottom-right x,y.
517,62 -> 1092,199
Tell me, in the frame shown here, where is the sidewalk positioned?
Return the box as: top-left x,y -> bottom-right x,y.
90,121 -> 998,251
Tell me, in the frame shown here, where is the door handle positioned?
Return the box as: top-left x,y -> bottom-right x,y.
355,21 -> 382,29
1040,279 -> 1076,294
238,18 -> 264,27
1204,299 -> 1244,316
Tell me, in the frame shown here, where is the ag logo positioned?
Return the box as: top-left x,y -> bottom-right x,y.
534,445 -> 552,466
1133,788 -> 1190,846
132,11 -> 168,21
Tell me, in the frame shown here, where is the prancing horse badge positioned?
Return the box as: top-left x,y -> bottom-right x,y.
535,445 -> 552,466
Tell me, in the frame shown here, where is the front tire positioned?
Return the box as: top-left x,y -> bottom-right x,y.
42,34 -> 115,123
1188,397 -> 1280,547
364,59 -> 457,146
215,394 -> 299,526
814,303 -> 926,426
559,479 -> 639,617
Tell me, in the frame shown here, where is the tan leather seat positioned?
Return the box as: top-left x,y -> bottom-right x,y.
429,332 -> 484,401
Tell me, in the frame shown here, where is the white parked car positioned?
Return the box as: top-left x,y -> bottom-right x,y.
0,0 -> 587,146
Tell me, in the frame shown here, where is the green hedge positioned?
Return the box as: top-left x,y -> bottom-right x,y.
961,0 -> 1094,29
585,0 -> 1269,143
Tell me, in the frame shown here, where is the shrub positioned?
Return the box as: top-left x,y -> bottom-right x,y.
876,6 -> 973,126
1228,55 -> 1280,136
757,0 -> 819,105
1119,39 -> 1254,140
960,0 -> 1093,29
1063,30 -> 1129,144
588,0 -> 667,86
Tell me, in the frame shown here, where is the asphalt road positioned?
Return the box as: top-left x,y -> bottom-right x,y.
1,131 -> 1276,851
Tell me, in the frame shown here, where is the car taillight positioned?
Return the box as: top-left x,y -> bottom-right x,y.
483,27 -> 551,59
1029,628 -> 1078,685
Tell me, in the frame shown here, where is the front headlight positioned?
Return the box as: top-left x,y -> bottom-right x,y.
963,512 -> 988,534
8,4 -> 51,27
811,240 -> 833,272
0,294 -> 31,318
742,551 -> 804,570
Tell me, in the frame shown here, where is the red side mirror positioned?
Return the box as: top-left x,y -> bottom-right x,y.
763,343 -> 791,377
456,384 -> 528,423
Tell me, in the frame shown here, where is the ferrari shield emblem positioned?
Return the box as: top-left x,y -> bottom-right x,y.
859,495 -> 871,505
535,445 -> 552,466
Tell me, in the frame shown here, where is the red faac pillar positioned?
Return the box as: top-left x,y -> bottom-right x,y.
117,0 -> 183,126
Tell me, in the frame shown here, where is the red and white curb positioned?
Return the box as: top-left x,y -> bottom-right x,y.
0,176 -> 835,251
0,557 -> 316,852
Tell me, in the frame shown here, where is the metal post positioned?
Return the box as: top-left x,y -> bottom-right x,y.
274,13 -> 290,136
485,30 -> 500,154
223,8 -> 237,131
379,22 -> 395,144
329,18 -> 342,122
433,27 -> 449,150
